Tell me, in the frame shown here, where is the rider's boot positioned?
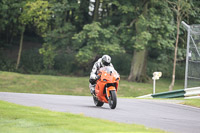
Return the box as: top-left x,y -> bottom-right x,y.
89,84 -> 96,96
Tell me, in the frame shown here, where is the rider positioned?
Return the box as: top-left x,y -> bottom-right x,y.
89,55 -> 113,95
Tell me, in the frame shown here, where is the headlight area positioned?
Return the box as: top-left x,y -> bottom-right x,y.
103,79 -> 107,82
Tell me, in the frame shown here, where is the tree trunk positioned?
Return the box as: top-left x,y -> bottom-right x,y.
93,0 -> 100,21
70,9 -> 75,23
128,1 -> 148,82
66,11 -> 70,22
169,15 -> 181,91
128,49 -> 148,82
16,27 -> 25,70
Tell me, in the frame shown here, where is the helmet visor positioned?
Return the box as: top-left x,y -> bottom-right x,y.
102,60 -> 110,66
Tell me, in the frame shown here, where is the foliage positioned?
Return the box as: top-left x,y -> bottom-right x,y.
0,48 -> 15,71
0,0 -> 25,46
49,0 -> 79,28
54,53 -> 80,75
147,58 -> 185,79
0,0 -> 200,80
39,43 -> 57,69
112,53 -> 132,75
73,22 -> 125,65
19,0 -> 52,35
190,0 -> 200,24
40,23 -> 76,69
20,48 -> 43,73
15,0 -> 52,70
166,0 -> 193,90
132,31 -> 152,50
131,1 -> 176,51
44,23 -> 76,49
148,1 -> 176,49
38,0 -> 78,70
0,55 -> 15,72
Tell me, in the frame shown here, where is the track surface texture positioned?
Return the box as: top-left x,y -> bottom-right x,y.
0,92 -> 200,133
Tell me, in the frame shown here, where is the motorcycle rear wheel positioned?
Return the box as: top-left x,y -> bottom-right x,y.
93,96 -> 104,107
109,90 -> 117,109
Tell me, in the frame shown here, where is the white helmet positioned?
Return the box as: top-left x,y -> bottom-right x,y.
101,55 -> 111,66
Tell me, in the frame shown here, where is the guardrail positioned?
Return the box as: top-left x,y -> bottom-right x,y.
137,87 -> 200,99
152,89 -> 185,98
184,87 -> 200,97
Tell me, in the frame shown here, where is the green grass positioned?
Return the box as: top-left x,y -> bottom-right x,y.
182,99 -> 200,108
148,98 -> 200,108
118,78 -> 183,97
0,71 -> 184,97
0,100 -> 165,133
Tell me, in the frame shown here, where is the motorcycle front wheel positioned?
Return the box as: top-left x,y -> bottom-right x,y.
93,96 -> 104,107
109,90 -> 117,109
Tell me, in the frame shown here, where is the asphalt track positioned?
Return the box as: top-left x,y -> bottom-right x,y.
0,92 -> 200,133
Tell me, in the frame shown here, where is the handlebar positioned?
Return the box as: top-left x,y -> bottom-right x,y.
96,75 -> 101,80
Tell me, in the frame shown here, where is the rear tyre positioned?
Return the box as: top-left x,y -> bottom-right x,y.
109,90 -> 117,109
93,96 -> 104,107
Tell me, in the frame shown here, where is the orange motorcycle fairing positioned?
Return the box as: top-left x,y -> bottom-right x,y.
106,86 -> 116,98
93,66 -> 120,109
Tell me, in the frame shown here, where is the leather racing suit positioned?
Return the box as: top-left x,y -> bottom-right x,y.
89,58 -> 113,94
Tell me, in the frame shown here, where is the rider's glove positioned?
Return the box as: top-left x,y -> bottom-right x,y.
89,78 -> 96,84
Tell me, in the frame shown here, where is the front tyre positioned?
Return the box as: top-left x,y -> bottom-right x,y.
109,90 -> 117,109
93,96 -> 104,107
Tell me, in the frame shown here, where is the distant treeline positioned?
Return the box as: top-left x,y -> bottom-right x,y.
0,0 -> 199,81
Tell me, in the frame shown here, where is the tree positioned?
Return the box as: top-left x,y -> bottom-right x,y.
49,0 -> 79,29
0,0 -> 24,47
76,0 -> 91,30
73,22 -> 125,66
39,0 -> 80,69
112,0 -> 175,82
167,0 -> 192,91
39,23 -> 76,69
72,0 -> 125,67
16,0 -> 52,69
128,1 -> 150,82
93,0 -> 100,21
188,0 -> 200,24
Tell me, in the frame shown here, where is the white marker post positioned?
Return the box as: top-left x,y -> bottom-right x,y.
152,72 -> 162,94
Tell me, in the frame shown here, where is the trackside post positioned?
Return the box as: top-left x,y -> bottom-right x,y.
152,72 -> 162,94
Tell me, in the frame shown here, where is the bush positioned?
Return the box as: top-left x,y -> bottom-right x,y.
54,53 -> 75,75
20,48 -> 43,73
53,53 -> 133,76
147,59 -> 185,79
0,50 -> 15,71
0,58 -> 15,72
175,62 -> 185,79
112,53 -> 132,75
54,53 -> 89,76
39,69 -> 59,75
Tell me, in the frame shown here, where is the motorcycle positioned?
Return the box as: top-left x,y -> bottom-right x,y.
92,66 -> 120,109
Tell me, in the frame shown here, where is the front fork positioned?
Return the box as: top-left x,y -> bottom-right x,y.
106,86 -> 116,98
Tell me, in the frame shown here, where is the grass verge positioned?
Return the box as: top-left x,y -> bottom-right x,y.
0,100 -> 165,133
0,71 -> 184,97
182,99 -> 200,108
144,98 -> 200,108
